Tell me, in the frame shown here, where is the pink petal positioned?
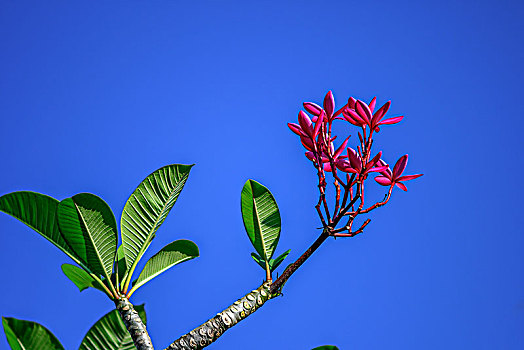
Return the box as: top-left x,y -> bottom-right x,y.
381,170 -> 392,178
308,151 -> 330,163
343,108 -> 366,126
334,136 -> 350,159
376,159 -> 392,178
371,101 -> 391,127
323,91 -> 335,118
395,182 -> 408,191
287,123 -> 306,137
347,97 -> 357,109
303,102 -> 322,116
368,165 -> 389,173
305,151 -> 315,162
379,116 -> 404,125
323,162 -> 333,172
374,176 -> 392,186
335,159 -> 352,172
397,174 -> 423,182
342,112 -> 362,126
347,147 -> 362,172
300,136 -> 315,151
369,97 -> 376,113
393,155 -> 408,179
313,110 -> 326,138
298,110 -> 313,137
367,151 -> 382,168
356,100 -> 372,125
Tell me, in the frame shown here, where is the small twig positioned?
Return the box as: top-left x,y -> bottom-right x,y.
345,185 -> 393,216
333,177 -> 341,218
315,203 -> 327,227
336,182 -> 361,220
331,219 -> 371,237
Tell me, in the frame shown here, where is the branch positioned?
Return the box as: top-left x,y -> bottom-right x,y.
115,296 -> 154,350
344,185 -> 393,216
331,218 -> 371,237
270,229 -> 330,295
164,283 -> 271,350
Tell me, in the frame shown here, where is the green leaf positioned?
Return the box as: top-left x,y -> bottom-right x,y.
130,240 -> 199,294
2,317 -> 64,350
311,346 -> 339,350
120,164 -> 193,272
57,193 -> 117,278
78,305 -> 146,350
241,180 -> 281,262
113,246 -> 128,287
250,252 -> 267,270
270,249 -> 291,272
0,191 -> 81,265
61,264 -> 107,293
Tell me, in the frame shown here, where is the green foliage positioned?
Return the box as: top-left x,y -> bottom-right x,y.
129,239 -> 199,296
271,249 -> 291,271
2,317 -> 64,350
2,305 -> 147,350
311,346 -> 339,350
61,264 -> 107,293
113,246 -> 128,289
241,180 -> 281,261
241,180 -> 289,277
251,249 -> 290,272
0,164 -> 198,298
120,164 -> 193,290
57,193 -> 118,280
0,191 -> 82,266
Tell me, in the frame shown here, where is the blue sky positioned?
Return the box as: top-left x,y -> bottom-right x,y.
0,0 -> 523,349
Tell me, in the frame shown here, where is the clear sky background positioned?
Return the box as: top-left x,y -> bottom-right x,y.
0,1 -> 523,349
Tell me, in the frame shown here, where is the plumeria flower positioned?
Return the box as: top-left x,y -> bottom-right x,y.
342,98 -> 404,132
288,110 -> 326,140
374,155 -> 423,191
336,148 -> 388,176
304,137 -> 350,172
303,91 -> 344,123
303,101 -> 322,117
323,90 -> 335,122
342,97 -> 367,127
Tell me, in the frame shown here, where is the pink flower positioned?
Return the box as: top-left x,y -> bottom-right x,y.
304,137 -> 350,172
303,91 -> 344,124
303,102 -> 322,116
335,149 -> 388,176
374,155 -> 423,191
342,98 -> 404,131
323,91 -> 335,121
288,110 -> 327,149
369,101 -> 404,132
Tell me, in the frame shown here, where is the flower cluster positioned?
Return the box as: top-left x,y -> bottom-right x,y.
288,91 -> 422,237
